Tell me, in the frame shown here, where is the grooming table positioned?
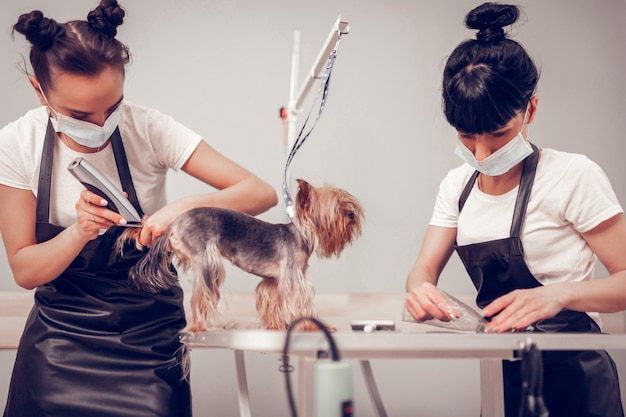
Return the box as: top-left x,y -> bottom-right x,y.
187,326 -> 626,417
184,294 -> 626,417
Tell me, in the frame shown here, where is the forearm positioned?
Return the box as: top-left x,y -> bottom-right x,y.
181,176 -> 278,215
9,224 -> 90,289
180,141 -> 278,216
561,271 -> 626,314
405,226 -> 456,293
406,264 -> 438,293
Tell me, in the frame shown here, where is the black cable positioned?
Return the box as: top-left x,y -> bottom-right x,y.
281,317 -> 340,417
518,342 -> 549,417
282,48 -> 338,214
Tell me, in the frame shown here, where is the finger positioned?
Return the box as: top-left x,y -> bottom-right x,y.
406,290 -> 435,321
406,292 -> 438,321
482,293 -> 513,318
85,212 -> 101,227
138,228 -> 153,248
420,288 -> 462,321
430,293 -> 463,320
406,303 -> 419,319
484,306 -> 523,333
419,292 -> 454,321
490,321 -> 523,333
82,200 -> 127,226
85,208 -> 118,229
80,190 -> 108,207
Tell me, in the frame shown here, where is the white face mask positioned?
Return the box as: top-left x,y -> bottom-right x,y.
40,88 -> 122,149
454,109 -> 532,176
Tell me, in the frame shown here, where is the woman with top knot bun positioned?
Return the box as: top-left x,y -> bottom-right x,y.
406,3 -> 626,417
1,1 -> 277,416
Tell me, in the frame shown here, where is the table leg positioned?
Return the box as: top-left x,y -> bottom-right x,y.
359,360 -> 388,417
480,359 -> 504,417
234,349 -> 252,417
298,356 -> 317,417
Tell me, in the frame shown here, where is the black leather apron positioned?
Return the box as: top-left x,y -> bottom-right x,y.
455,145 -> 623,417
3,122 -> 192,417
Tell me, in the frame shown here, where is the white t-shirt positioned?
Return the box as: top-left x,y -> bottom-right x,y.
0,102 -> 202,227
431,148 -> 623,287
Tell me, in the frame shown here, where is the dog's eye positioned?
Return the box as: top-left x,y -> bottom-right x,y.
346,211 -> 355,220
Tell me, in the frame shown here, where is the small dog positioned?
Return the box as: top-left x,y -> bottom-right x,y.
120,179 -> 363,332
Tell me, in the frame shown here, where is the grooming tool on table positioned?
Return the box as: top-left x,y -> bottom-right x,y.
404,290 -> 488,333
351,320 -> 396,332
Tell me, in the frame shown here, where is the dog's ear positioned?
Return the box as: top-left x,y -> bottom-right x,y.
296,179 -> 311,210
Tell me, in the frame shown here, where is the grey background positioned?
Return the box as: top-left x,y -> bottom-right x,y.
1,0 -> 625,415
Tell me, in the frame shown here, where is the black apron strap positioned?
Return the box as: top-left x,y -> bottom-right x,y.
35,120 -> 56,225
510,144 -> 539,238
458,170 -> 479,213
110,127 -> 144,217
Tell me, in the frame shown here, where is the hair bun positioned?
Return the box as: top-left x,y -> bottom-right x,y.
13,11 -> 62,51
465,2 -> 519,43
87,0 -> 125,38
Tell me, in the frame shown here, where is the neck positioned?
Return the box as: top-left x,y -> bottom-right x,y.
478,163 -> 524,195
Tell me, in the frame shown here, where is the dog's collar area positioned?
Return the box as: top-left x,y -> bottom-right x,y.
282,182 -> 295,219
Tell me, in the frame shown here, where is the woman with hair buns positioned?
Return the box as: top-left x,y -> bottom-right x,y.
0,1 -> 277,416
405,3 -> 625,416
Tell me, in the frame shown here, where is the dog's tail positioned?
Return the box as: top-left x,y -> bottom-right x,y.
128,230 -> 179,293
115,227 -> 144,255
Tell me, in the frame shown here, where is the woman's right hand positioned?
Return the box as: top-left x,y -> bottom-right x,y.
75,189 -> 128,240
405,282 -> 459,322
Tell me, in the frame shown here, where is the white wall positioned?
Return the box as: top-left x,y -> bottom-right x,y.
1,0 -> 625,415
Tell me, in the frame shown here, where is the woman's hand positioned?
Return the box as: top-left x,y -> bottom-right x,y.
482,285 -> 566,333
76,190 -> 128,240
136,200 -> 193,247
405,282 -> 460,322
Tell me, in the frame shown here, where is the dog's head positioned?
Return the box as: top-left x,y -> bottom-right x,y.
295,178 -> 363,258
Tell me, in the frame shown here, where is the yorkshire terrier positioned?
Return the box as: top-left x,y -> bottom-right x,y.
120,179 -> 363,332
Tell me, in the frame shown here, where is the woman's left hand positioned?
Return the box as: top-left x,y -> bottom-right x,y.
137,200 -> 192,247
482,285 -> 566,333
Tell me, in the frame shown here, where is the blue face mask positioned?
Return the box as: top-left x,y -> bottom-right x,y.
454,109 -> 532,176
40,88 -> 122,149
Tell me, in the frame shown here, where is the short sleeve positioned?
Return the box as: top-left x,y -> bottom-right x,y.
558,155 -> 623,233
144,110 -> 203,171
0,108 -> 48,191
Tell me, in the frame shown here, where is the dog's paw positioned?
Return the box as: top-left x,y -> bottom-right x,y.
288,320 -> 336,332
186,322 -> 210,333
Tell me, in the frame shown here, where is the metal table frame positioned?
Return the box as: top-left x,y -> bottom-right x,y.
187,330 -> 626,417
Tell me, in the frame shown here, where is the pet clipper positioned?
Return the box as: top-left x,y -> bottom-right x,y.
67,157 -> 142,226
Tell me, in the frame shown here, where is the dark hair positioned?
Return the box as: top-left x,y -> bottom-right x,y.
442,2 -> 539,134
12,0 -> 130,94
